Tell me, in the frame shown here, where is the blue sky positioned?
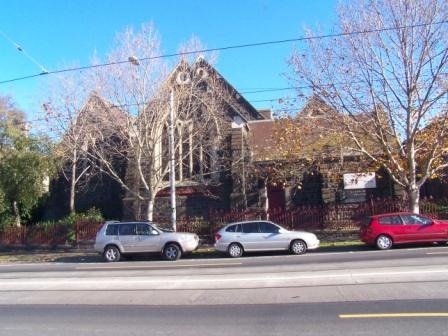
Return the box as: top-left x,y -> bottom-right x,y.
0,0 -> 338,121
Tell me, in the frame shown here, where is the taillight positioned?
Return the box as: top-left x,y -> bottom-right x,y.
214,233 -> 222,242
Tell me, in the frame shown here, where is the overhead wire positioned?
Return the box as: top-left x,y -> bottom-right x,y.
1,19 -> 446,129
0,20 -> 447,85
0,30 -> 49,74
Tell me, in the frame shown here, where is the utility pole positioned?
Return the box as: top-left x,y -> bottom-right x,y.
128,55 -> 177,230
169,89 -> 177,231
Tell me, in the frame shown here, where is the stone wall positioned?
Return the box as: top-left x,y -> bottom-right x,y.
245,156 -> 396,210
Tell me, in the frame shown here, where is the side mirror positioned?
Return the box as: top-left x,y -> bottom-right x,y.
151,229 -> 159,235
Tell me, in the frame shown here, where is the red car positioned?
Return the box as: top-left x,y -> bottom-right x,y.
360,212 -> 448,250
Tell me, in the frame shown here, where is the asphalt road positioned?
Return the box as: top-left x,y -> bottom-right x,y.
1,245 -> 448,335
1,300 -> 448,336
1,243 -> 448,273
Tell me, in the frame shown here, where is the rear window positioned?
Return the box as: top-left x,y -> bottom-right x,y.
118,223 -> 136,235
379,216 -> 402,225
105,224 -> 118,236
242,222 -> 259,233
226,224 -> 241,232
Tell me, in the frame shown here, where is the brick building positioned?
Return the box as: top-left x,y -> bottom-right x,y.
48,60 -> 400,221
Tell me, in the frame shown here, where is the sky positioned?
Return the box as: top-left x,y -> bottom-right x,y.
0,0 -> 338,125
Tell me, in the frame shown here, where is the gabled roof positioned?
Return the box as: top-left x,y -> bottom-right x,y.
247,119 -> 277,161
297,95 -> 334,118
247,96 -> 364,162
79,92 -> 126,121
166,57 -> 265,122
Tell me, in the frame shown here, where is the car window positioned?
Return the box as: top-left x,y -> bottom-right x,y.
105,224 -> 118,236
119,223 -> 136,235
259,222 -> 279,233
242,222 -> 259,233
136,223 -> 150,235
226,225 -> 236,232
226,225 -> 239,232
379,216 -> 402,225
401,214 -> 432,225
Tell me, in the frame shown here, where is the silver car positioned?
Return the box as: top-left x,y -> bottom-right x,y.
214,220 -> 319,257
94,221 -> 199,262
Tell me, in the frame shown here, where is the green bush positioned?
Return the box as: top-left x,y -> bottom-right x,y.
58,207 -> 104,226
29,208 -> 105,243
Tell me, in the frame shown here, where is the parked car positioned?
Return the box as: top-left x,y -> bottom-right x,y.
214,220 -> 320,257
359,212 -> 448,250
94,221 -> 199,262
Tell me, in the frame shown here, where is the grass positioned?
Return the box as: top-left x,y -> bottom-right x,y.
319,240 -> 364,248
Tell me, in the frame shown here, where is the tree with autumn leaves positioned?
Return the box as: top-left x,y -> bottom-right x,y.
286,0 -> 448,213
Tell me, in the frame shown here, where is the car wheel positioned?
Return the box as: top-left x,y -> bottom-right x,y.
163,243 -> 182,261
227,243 -> 244,258
376,235 -> 393,250
290,239 -> 307,255
103,245 -> 121,262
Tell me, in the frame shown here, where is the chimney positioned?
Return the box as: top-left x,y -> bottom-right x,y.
258,109 -> 272,120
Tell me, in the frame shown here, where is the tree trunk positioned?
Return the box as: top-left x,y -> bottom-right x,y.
407,187 -> 420,214
69,162 -> 76,215
12,201 -> 21,227
259,182 -> 269,220
146,194 -> 155,221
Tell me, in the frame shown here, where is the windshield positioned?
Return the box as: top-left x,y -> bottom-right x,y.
152,223 -> 174,233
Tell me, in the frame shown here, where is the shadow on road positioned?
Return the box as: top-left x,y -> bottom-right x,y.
6,242 -> 445,264
54,254 -> 103,263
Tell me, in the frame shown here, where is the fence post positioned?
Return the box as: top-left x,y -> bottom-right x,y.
22,225 -> 27,245
75,221 -> 79,244
208,210 -> 215,243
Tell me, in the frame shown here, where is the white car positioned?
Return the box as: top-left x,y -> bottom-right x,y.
94,221 -> 199,262
214,220 -> 319,257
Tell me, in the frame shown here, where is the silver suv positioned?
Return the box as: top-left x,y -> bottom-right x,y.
94,221 -> 199,262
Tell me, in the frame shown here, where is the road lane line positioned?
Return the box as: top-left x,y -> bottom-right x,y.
339,312 -> 448,319
75,262 -> 242,270
427,252 -> 448,255
4,267 -> 448,287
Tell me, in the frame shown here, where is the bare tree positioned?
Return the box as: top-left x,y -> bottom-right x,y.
177,35 -> 219,65
42,71 -> 99,214
85,23 -> 231,222
288,0 -> 448,212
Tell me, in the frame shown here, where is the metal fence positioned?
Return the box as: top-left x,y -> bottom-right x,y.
208,198 -> 448,233
1,198 -> 447,247
0,221 -> 103,246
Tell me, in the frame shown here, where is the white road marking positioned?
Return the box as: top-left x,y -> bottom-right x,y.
339,312 -> 448,318
2,267 -> 448,287
75,262 -> 242,270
